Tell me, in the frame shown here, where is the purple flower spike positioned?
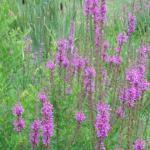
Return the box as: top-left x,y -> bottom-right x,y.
134,139 -> 145,150
38,92 -> 47,104
95,102 -> 111,139
30,120 -> 41,148
12,103 -> 24,117
128,13 -> 136,35
46,61 -> 55,71
13,118 -> 25,132
41,102 -> 53,119
75,111 -> 86,124
41,120 -> 54,146
85,66 -> 96,78
117,32 -> 128,51
41,101 -> 54,146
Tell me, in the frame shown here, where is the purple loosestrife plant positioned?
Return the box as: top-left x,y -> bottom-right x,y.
134,139 -> 146,150
95,102 -> 111,150
128,13 -> 136,35
75,111 -> 86,125
38,92 -> 47,104
84,66 -> 96,94
13,118 -> 25,133
12,103 -> 25,133
30,120 -> 41,149
41,101 -> 54,146
115,32 -> 128,53
13,103 -> 24,117
46,60 -> 55,72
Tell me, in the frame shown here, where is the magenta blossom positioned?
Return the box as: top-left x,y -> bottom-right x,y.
12,103 -> 24,117
38,92 -> 47,104
134,139 -> 145,150
128,13 -> 136,35
13,118 -> 25,132
75,111 -> 86,123
30,120 -> 41,148
117,32 -> 128,47
95,102 -> 111,139
46,60 -> 55,71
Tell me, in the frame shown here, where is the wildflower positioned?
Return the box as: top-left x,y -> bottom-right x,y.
75,111 -> 86,124
84,66 -> 96,94
119,87 -> 142,107
62,57 -> 69,68
30,120 -> 41,148
38,92 -> 47,104
128,13 -> 136,35
41,120 -> 54,146
95,102 -> 111,138
117,32 -> 128,47
100,0 -> 107,23
134,139 -> 145,150
107,55 -> 122,65
85,66 -> 96,78
13,118 -> 25,132
12,103 -> 24,117
12,103 -> 25,133
115,32 -> 128,52
41,102 -> 54,146
41,102 -> 53,120
46,61 -> 55,71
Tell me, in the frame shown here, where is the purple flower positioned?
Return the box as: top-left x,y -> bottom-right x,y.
41,102 -> 53,120
117,32 -> 128,49
41,101 -> 54,146
72,56 -> 86,71
75,111 -> 86,123
46,61 -> 55,71
126,68 -> 143,84
85,66 -> 96,78
13,118 -> 25,132
119,87 -> 142,107
84,66 -> 96,94
12,103 -> 24,117
100,0 -> 107,23
107,55 -> 122,65
134,139 -> 145,150
38,92 -> 47,104
62,57 -> 69,68
30,120 -> 41,148
84,0 -> 95,16
41,120 -> 54,146
128,13 -> 136,34
116,106 -> 125,119
95,102 -> 111,139
57,39 -> 68,52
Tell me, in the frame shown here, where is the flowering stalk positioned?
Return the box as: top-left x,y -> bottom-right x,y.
95,102 -> 111,150
41,101 -> 54,149
30,120 -> 41,149
12,103 -> 25,133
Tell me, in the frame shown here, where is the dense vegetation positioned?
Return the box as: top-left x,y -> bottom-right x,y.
0,0 -> 150,150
